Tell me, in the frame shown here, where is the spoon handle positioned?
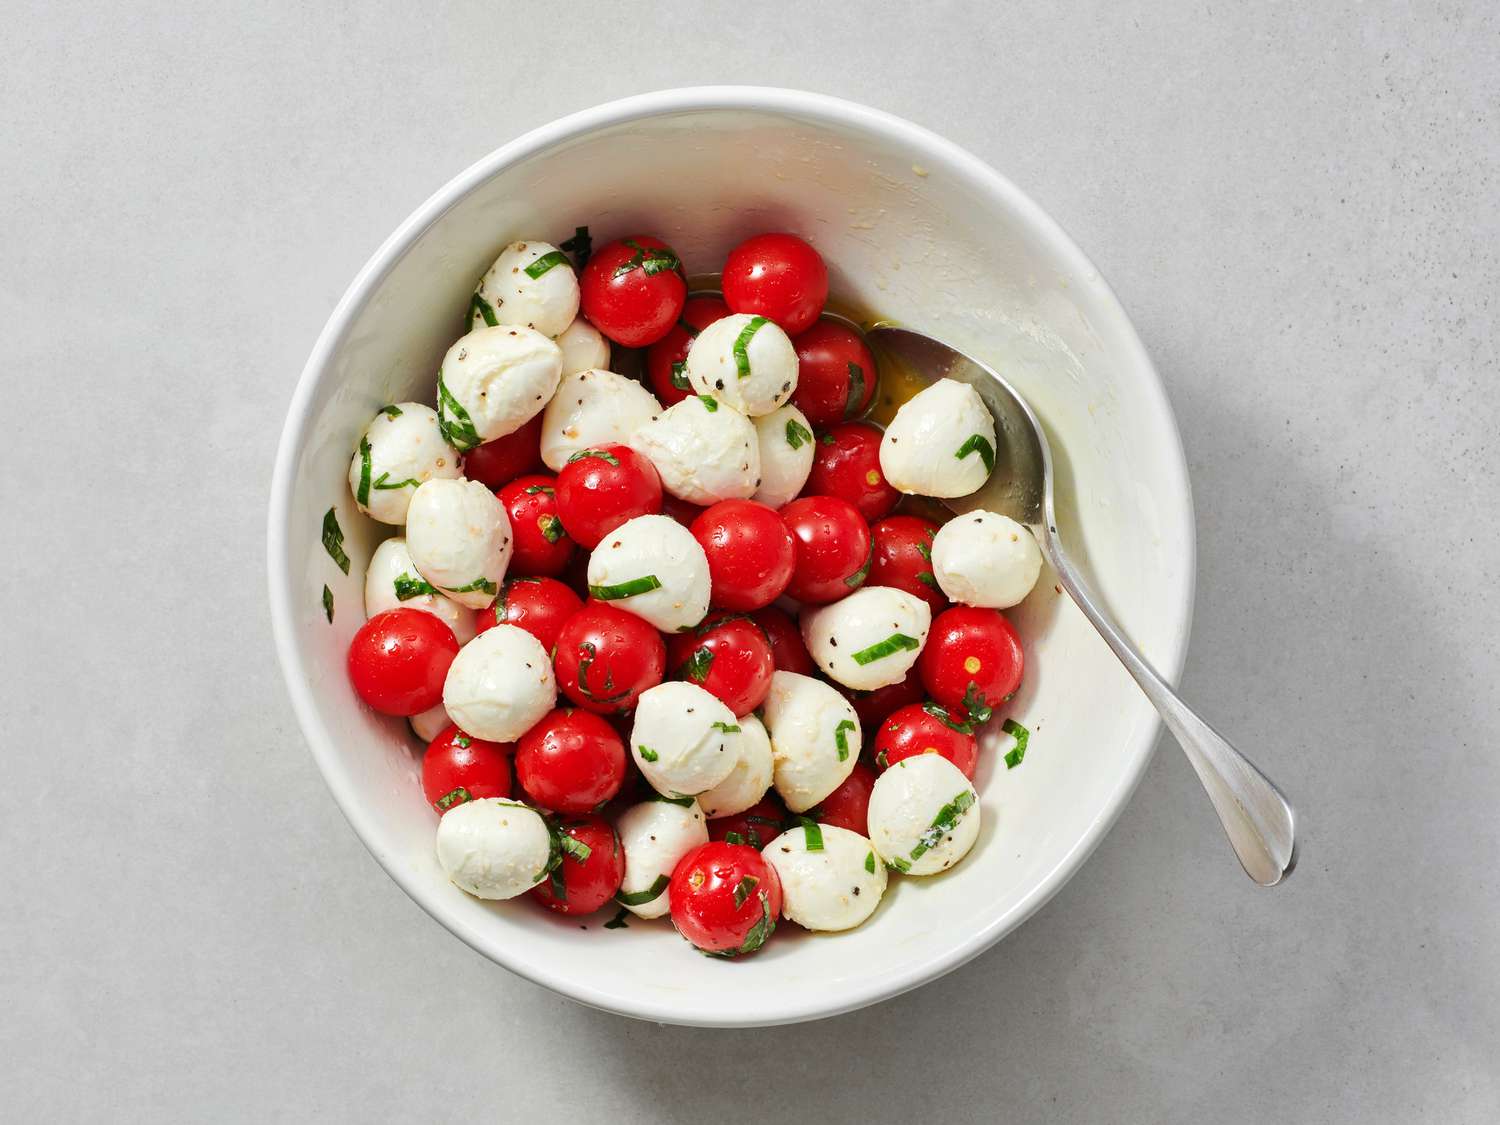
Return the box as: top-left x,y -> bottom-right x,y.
1042,540 -> 1298,886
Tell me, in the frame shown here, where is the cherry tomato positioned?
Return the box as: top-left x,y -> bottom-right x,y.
844,668 -> 926,747
805,422 -> 901,522
554,445 -> 663,550
529,816 -> 625,915
873,703 -> 979,778
666,613 -> 775,716
869,514 -> 947,614
462,413 -> 543,489
497,473 -> 574,577
708,796 -> 789,850
918,606 -> 1025,720
779,495 -> 873,604
661,492 -> 706,528
750,606 -> 815,676
645,296 -> 731,407
689,499 -> 795,612
476,577 -> 583,653
790,320 -> 877,426
553,602 -> 666,714
346,608 -> 457,715
814,763 -> 876,835
515,708 -> 627,814
578,235 -> 687,347
721,233 -> 828,336
668,841 -> 782,956
421,726 -> 512,812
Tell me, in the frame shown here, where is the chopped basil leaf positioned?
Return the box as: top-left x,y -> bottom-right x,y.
560,225 -> 592,268
356,436 -> 373,506
538,825 -> 566,887
710,721 -> 740,733
575,640 -> 630,705
380,404 -> 403,418
559,833 -> 593,863
922,702 -> 976,734
567,448 -> 620,466
523,483 -> 554,495
798,816 -> 824,851
670,359 -> 690,390
784,418 -> 813,449
844,361 -> 866,418
436,371 -> 481,451
1002,718 -> 1030,768
321,508 -> 350,574
524,249 -> 570,279
834,718 -> 857,761
540,515 -> 565,544
683,646 -> 714,684
874,749 -> 888,769
850,633 -> 920,666
697,394 -> 719,412
819,432 -> 836,445
651,794 -> 696,807
455,734 -> 471,748
435,786 -> 471,811
961,682 -> 993,725
637,744 -> 659,762
915,540 -> 933,562
907,790 -> 976,865
612,239 -> 680,279
724,831 -> 745,846
549,862 -> 567,900
615,873 -> 671,906
589,575 -> 662,600
917,570 -> 940,590
603,907 -> 630,929
445,576 -> 498,595
372,472 -> 421,491
469,291 -> 499,327
955,433 -> 996,475
732,874 -> 760,909
393,572 -> 439,600
732,315 -> 768,379
708,891 -> 775,958
864,851 -> 876,874
843,542 -> 873,588
890,855 -> 912,874
321,584 -> 334,623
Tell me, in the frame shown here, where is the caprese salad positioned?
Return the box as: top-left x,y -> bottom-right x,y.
323,228 -> 1042,957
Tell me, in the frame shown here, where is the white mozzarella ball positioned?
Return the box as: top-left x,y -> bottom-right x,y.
931,510 -> 1043,609
405,479 -> 512,609
751,403 -> 816,510
764,822 -> 887,931
615,798 -> 708,919
697,713 -> 774,818
364,537 -> 476,645
409,702 -> 454,743
435,798 -> 552,900
442,624 -> 556,742
439,326 -> 563,448
867,755 -> 980,876
878,378 -> 996,498
586,514 -> 710,632
540,369 -> 661,471
469,240 -> 581,339
761,671 -> 860,813
347,403 -> 461,524
630,682 -> 740,798
629,394 -> 759,504
800,585 -> 932,691
555,316 -> 610,376
685,313 -> 798,417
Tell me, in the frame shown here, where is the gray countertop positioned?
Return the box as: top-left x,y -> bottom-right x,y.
3,2 -> 1497,1120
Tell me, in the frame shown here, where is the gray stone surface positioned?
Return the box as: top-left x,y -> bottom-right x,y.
2,1 -> 1497,1120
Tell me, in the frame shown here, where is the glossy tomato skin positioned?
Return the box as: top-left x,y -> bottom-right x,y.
554,444 -> 662,550
690,499 -> 795,612
668,842 -> 783,956
498,473 -> 574,577
780,495 -> 873,604
553,601 -> 666,714
814,763 -> 876,835
707,796 -> 789,850
721,233 -> 828,336
873,703 -> 979,778
462,413 -> 543,489
347,608 -> 458,715
667,613 -> 775,716
579,235 -> 687,347
645,296 -> 731,407
529,816 -> 625,915
844,668 -> 926,748
421,726 -> 512,812
791,320 -> 877,426
661,492 -> 706,529
869,515 -> 947,614
515,708 -> 627,814
750,606 -> 815,676
805,422 -> 901,522
919,606 -> 1025,719
476,577 -> 583,652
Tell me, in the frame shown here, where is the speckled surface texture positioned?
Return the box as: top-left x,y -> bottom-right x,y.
3,2 -> 1497,1120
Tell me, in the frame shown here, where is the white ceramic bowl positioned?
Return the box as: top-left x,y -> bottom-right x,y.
268,87 -> 1195,1027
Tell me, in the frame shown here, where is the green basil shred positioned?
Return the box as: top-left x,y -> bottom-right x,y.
356,436 -> 373,505
446,576 -> 497,595
380,404 -> 403,418
469,291 -> 499,327
844,543 -> 873,588
567,448 -> 620,466
917,571 -> 940,590
850,633 -> 920,666
612,239 -> 680,279
524,249 -> 570,279
372,472 -> 420,491
560,226 -> 592,268
589,575 -> 662,600
393,573 -> 439,600
864,851 -> 876,874
321,585 -> 334,623
637,745 -> 659,763
732,875 -> 760,909
436,371 -> 482,451
559,834 -> 593,863
615,874 -> 671,906
799,816 -> 825,851
683,646 -> 714,684
697,394 -> 719,412
955,433 -> 996,475
540,515 -> 565,544
710,721 -> 740,734
922,702 -> 975,734
724,831 -> 745,846
907,790 -> 976,866
834,719 -> 857,762
321,508 -> 350,574
651,794 -> 696,808
784,418 -> 813,449
1002,718 -> 1030,768
670,360 -> 690,390
603,907 -> 630,929
732,315 -> 768,379
523,484 -> 554,495
435,787 -> 471,811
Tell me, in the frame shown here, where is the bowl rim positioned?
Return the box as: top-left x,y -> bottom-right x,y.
267,85 -> 1197,1027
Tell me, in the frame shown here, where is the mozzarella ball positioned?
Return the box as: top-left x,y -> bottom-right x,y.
867,755 -> 980,876
540,368 -> 661,471
697,713 -> 774,818
751,403 -> 816,510
442,624 -> 556,742
364,537 -> 476,645
586,514 -> 709,632
615,798 -> 708,919
800,585 -> 932,691
405,478 -> 512,609
878,378 -> 996,498
555,316 -> 610,376
761,671 -> 860,813
347,403 -> 461,524
409,701 -> 453,743
435,798 -> 552,900
469,240 -> 581,339
931,510 -> 1043,609
685,313 -> 798,417
629,682 -> 740,798
629,394 -> 759,505
439,325 -> 563,448
764,822 -> 887,931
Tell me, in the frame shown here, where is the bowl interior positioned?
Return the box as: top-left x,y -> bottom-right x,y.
269,90 -> 1194,1026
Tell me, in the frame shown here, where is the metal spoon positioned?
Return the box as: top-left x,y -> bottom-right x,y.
866,325 -> 1297,887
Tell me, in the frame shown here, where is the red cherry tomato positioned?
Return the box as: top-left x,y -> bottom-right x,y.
779,495 -> 873,604
476,577 -> 584,653
873,703 -> 979,778
869,514 -> 947,614
578,235 -> 687,347
814,763 -> 876,835
689,499 -> 795,612
515,708 -> 627,814
790,320 -> 877,426
749,606 -> 815,676
421,726 -> 512,812
721,233 -> 828,336
708,796 -> 789,850
554,445 -> 663,550
668,841 -> 782,956
805,422 -> 901,522
919,606 -> 1025,720
645,296 -> 731,407
666,613 -> 775,716
661,492 -> 706,528
529,816 -> 625,915
346,608 -> 457,715
553,602 -> 666,714
497,473 -> 574,577
462,413 -> 543,488
843,668 -> 926,747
